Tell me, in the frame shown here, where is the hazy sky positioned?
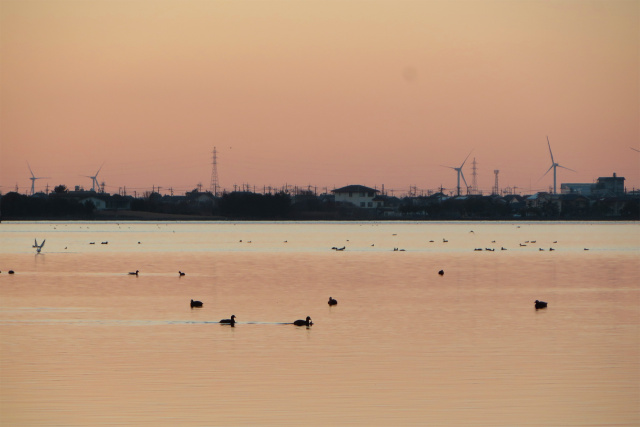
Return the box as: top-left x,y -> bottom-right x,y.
1,0 -> 638,196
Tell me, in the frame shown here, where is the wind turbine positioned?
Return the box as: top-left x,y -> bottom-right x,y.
442,150 -> 472,196
84,163 -> 104,192
27,162 -> 50,195
541,136 -> 575,194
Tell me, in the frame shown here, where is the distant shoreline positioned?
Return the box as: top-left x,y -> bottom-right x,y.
1,212 -> 636,222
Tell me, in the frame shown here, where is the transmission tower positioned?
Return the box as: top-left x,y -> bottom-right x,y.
493,170 -> 500,195
471,157 -> 478,195
210,147 -> 219,196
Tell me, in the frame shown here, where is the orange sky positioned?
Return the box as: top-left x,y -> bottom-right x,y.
1,0 -> 638,196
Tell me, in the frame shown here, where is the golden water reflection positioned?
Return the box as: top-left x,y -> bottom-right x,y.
1,222 -> 638,425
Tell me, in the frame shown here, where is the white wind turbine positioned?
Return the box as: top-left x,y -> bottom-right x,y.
27,162 -> 50,195
83,163 -> 104,192
541,136 -> 575,194
442,150 -> 473,196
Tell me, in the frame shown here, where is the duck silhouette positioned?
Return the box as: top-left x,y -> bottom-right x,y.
220,315 -> 236,326
535,300 -> 548,309
128,270 -> 139,276
190,299 -> 203,308
438,270 -> 444,276
328,297 -> 337,306
293,316 -> 313,326
179,271 -> 186,276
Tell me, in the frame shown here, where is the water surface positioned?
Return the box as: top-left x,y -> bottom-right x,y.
1,221 -> 638,426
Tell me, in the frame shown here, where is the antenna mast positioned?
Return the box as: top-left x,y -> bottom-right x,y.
210,147 -> 219,196
493,170 -> 500,195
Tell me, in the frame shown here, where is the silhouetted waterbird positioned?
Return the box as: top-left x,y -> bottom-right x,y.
190,299 -> 203,308
220,315 -> 236,325
328,297 -> 337,306
535,300 -> 548,309
293,316 -> 313,326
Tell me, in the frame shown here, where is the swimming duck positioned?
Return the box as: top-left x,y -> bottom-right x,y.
293,316 -> 313,326
220,315 -> 236,325
179,271 -> 186,276
438,270 -> 444,276
328,297 -> 337,306
190,299 -> 203,308
535,300 -> 548,309
128,270 -> 139,276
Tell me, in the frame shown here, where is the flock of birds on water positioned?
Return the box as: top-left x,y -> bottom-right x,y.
1,227 -> 560,320
131,267 -> 547,326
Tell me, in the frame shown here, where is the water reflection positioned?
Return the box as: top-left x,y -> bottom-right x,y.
1,222 -> 638,426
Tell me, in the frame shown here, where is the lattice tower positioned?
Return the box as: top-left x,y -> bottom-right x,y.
471,157 -> 478,195
210,147 -> 219,196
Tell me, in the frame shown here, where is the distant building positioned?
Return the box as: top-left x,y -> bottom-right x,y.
593,173 -> 625,197
561,173 -> 625,198
80,197 -> 107,211
79,195 -> 131,211
561,183 -> 593,196
332,185 -> 379,208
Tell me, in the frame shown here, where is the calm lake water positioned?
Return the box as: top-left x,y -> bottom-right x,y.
1,221 -> 638,426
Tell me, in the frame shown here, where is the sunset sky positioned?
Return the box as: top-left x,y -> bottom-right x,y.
1,0 -> 638,196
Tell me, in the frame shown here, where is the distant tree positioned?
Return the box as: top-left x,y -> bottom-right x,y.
186,188 -> 200,198
83,200 -> 96,214
54,185 -> 68,194
621,199 -> 639,219
219,191 -> 291,219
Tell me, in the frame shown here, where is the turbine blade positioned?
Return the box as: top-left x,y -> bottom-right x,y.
27,162 -> 35,178
460,150 -> 473,168
440,165 -> 457,170
546,136 -> 555,164
41,240 -> 45,248
538,165 -> 554,182
460,171 -> 469,188
557,165 -> 576,173
631,147 -> 640,153
95,162 -> 105,177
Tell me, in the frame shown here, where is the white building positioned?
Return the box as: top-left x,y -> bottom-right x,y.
80,197 -> 107,210
331,185 -> 380,209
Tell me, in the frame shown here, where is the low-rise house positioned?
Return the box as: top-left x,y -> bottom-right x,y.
561,183 -> 594,196
558,194 -> 590,216
373,195 -> 401,216
331,185 -> 379,209
593,173 -> 625,197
